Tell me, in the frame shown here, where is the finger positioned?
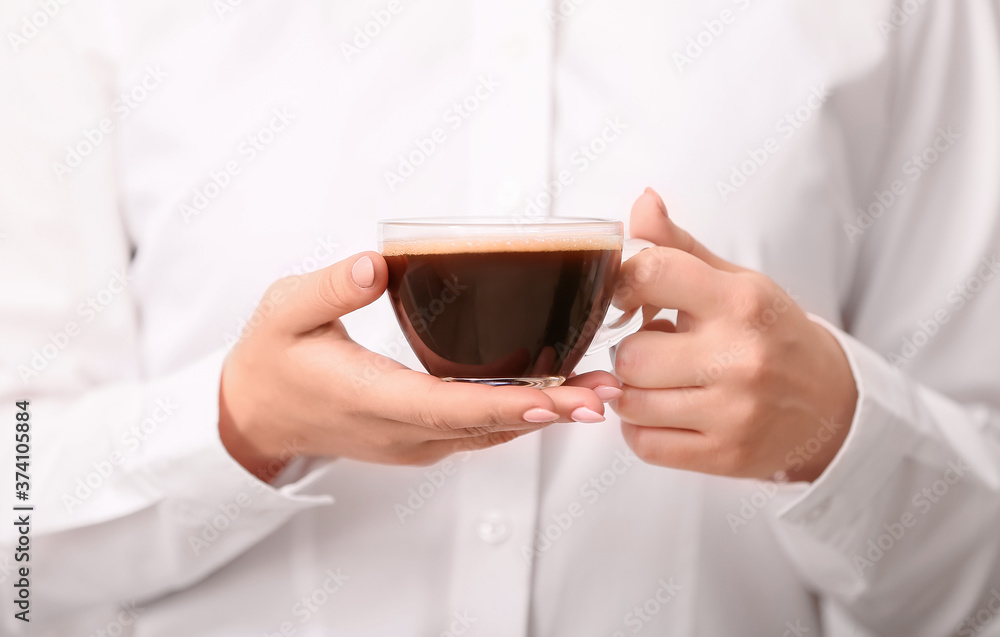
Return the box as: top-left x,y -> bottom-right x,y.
675,311 -> 694,332
609,320 -> 676,380
613,385 -> 710,430
543,384 -> 607,423
614,247 -> 734,316
642,318 -> 676,333
620,422 -> 711,471
563,370 -> 622,402
349,414 -> 542,448
271,251 -> 389,334
380,369 -> 562,432
613,330 -> 706,389
419,426 -> 545,461
630,188 -> 744,273
641,305 -> 663,325
429,419 -> 548,439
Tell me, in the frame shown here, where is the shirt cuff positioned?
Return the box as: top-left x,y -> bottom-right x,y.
137,349 -> 335,518
773,315 -> 922,544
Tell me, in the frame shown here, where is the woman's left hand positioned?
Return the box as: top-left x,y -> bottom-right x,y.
611,189 -> 858,481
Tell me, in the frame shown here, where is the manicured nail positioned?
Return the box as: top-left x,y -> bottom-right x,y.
351,256 -> 375,288
523,408 -> 559,424
571,407 -> 605,423
594,385 -> 624,401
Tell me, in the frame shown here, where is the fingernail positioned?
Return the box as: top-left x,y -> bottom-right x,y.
351,256 -> 375,288
571,407 -> 605,423
594,385 -> 623,401
523,408 -> 559,424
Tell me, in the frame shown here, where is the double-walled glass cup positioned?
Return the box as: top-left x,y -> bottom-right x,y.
378,217 -> 648,388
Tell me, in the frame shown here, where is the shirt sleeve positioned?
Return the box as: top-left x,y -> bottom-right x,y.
768,2 -> 1000,635
0,1 -> 332,625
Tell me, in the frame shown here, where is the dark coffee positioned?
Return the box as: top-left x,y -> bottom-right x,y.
384,235 -> 621,382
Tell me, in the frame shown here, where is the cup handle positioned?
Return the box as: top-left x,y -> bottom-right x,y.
585,238 -> 657,355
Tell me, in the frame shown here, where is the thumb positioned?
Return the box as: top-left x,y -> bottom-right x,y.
270,251 -> 388,334
630,188 -> 744,273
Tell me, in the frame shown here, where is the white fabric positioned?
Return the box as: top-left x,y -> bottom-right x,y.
1,0 -> 999,635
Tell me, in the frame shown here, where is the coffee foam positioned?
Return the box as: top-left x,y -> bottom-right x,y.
381,234 -> 622,256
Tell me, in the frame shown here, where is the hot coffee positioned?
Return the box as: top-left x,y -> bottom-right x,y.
383,234 -> 622,384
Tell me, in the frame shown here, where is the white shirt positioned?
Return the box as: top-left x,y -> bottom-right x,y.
2,1 -> 1000,635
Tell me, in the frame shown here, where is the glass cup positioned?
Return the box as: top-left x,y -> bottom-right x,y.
378,217 -> 650,388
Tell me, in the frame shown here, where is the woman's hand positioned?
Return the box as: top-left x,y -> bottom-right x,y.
219,251 -> 618,480
611,190 -> 857,481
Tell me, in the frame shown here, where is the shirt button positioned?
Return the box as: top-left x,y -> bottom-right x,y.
477,512 -> 511,544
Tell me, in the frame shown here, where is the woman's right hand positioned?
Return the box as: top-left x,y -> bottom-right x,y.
218,251 -> 620,480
